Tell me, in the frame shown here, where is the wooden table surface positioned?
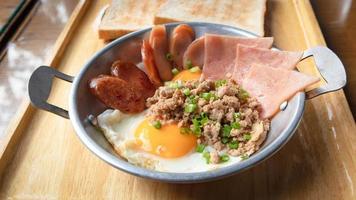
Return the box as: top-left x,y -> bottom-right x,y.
311,0 -> 356,118
0,0 -> 78,137
0,0 -> 355,199
0,0 -> 20,29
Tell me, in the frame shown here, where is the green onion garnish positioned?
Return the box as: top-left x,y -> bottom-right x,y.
187,95 -> 198,104
228,141 -> 239,149
196,144 -> 206,153
238,88 -> 249,100
183,88 -> 190,96
189,66 -> 201,73
234,112 -> 241,119
243,133 -> 252,141
231,122 -> 241,130
172,68 -> 179,75
168,81 -> 183,89
192,127 -> 201,136
166,53 -> 173,61
192,117 -> 202,136
184,103 -> 197,113
180,127 -> 191,134
200,115 -> 209,125
241,154 -> 249,160
222,124 -> 232,137
185,59 -> 193,69
215,79 -> 227,88
201,92 -> 212,101
168,82 -> 178,89
220,154 -> 230,163
221,137 -> 229,144
203,152 -> 211,164
152,121 -> 161,129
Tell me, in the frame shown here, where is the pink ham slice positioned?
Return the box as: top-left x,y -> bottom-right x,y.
183,36 -> 205,69
242,64 -> 319,119
233,45 -> 303,83
203,34 -> 274,80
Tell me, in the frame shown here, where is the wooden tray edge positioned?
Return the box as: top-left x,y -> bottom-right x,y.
0,0 -> 91,178
294,0 -> 354,121
1,0 -> 354,179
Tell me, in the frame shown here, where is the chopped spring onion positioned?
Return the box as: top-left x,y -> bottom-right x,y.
168,80 -> 183,89
200,115 -> 209,126
196,144 -> 206,153
238,88 -> 249,100
228,140 -> 239,149
221,137 -> 229,144
189,66 -> 201,73
187,95 -> 198,104
231,121 -> 241,130
180,127 -> 191,134
203,152 -> 211,164
168,82 -> 178,89
184,103 -> 197,113
192,118 -> 202,136
222,124 -> 232,137
243,133 -> 252,141
241,154 -> 249,160
220,154 -> 230,162
191,126 -> 201,136
201,92 -> 212,101
234,112 -> 241,119
172,68 -> 179,75
152,121 -> 161,129
183,88 -> 190,96
215,79 -> 227,88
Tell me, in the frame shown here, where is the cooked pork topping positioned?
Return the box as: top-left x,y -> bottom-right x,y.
146,79 -> 270,164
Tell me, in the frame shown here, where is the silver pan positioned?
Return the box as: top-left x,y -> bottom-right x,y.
28,22 -> 346,183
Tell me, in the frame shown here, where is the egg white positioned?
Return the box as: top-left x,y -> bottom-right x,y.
97,109 -> 243,173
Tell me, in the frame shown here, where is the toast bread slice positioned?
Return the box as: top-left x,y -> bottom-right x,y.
99,0 -> 166,41
154,0 -> 267,36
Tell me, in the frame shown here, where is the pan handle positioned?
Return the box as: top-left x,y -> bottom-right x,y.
28,66 -> 74,119
301,46 -> 347,99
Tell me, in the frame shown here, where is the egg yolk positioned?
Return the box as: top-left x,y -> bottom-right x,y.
134,119 -> 197,158
173,69 -> 202,81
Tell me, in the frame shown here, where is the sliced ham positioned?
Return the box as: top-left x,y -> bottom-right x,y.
233,45 -> 303,83
242,64 -> 319,119
149,25 -> 173,81
183,36 -> 205,69
203,34 -> 273,80
169,24 -> 195,69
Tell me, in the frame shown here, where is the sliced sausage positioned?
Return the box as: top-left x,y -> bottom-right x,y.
169,24 -> 195,69
89,75 -> 145,113
141,40 -> 162,87
183,36 -> 205,69
149,25 -> 173,81
111,60 -> 156,99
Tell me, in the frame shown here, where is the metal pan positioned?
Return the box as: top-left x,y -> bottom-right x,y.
28,22 -> 346,183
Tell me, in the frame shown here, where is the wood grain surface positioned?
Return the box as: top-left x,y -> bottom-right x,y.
311,0 -> 356,118
0,0 -> 79,136
0,0 -> 21,29
0,0 -> 355,199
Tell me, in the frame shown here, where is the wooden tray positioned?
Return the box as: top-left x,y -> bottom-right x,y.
1,0 -> 355,199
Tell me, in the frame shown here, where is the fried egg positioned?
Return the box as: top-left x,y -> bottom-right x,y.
96,70 -> 243,172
